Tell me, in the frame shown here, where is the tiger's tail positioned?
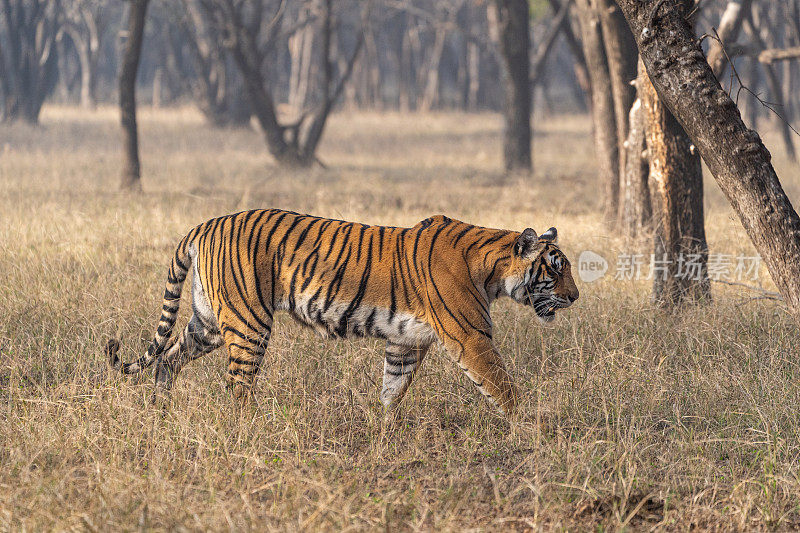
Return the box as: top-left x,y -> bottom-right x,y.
106,233 -> 194,374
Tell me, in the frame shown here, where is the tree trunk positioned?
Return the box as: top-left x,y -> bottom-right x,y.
419,28 -> 446,112
70,35 -> 97,109
615,0 -> 800,311
467,40 -> 480,110
182,2 -> 251,128
596,0 -> 638,221
80,51 -> 97,109
66,23 -> 99,109
619,67 -> 651,238
288,19 -> 314,112
492,0 -> 532,172
364,28 -> 382,109
745,56 -> 760,129
152,68 -> 162,109
640,68 -> 709,305
118,0 -> 149,191
576,0 -> 619,224
399,26 -> 413,111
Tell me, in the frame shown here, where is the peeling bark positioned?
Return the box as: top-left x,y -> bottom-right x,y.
619,85 -> 651,238
640,67 -> 709,305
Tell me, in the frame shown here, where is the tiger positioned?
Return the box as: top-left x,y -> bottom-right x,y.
106,209 -> 579,417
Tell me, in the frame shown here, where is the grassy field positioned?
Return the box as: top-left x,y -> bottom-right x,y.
1,105 -> 800,531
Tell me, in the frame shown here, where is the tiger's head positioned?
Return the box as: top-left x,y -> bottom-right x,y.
503,227 -> 579,323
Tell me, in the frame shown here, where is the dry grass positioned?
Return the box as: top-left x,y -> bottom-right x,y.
1,105 -> 800,531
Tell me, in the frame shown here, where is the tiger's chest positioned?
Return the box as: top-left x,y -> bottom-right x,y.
280,295 -> 436,345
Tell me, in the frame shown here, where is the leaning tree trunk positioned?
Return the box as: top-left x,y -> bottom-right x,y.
615,0 -> 800,311
493,0 -> 532,172
575,0 -> 619,225
118,0 -> 149,191
640,68 -> 709,305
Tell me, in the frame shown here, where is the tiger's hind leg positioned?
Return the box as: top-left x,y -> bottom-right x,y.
380,342 -> 430,412
222,321 -> 272,401
152,314 -> 223,402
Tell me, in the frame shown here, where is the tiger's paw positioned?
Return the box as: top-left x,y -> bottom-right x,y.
226,376 -> 254,406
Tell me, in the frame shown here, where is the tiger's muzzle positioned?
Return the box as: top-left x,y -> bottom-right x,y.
530,294 -> 576,323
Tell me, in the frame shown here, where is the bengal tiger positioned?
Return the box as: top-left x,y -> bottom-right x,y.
106,209 -> 579,416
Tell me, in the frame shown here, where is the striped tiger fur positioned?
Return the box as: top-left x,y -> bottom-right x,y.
106,209 -> 579,416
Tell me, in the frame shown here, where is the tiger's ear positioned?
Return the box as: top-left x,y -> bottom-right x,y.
514,228 -> 539,258
539,227 -> 558,244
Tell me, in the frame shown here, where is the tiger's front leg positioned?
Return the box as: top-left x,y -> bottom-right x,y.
447,335 -> 518,417
380,342 -> 430,412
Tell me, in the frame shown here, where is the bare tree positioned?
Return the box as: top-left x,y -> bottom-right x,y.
491,0 -> 532,172
530,0 -> 572,86
575,0 -> 619,224
757,47 -> 800,64
200,0 -> 365,167
177,0 -> 251,126
0,0 -> 61,123
119,0 -> 149,191
417,14 -> 448,112
615,0 -> 800,311
63,0 -> 111,109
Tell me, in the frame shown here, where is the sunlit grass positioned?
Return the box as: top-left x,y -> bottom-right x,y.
1,105 -> 799,530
